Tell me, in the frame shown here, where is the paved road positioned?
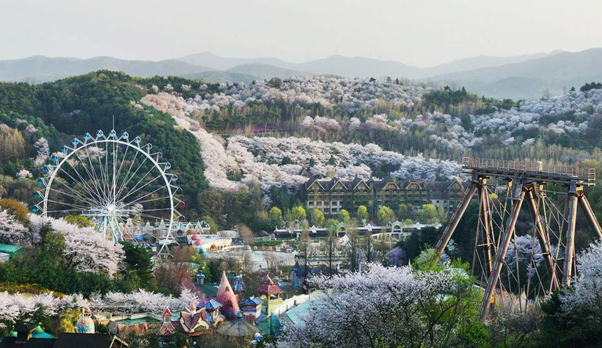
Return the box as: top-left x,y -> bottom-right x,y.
204,249 -> 297,272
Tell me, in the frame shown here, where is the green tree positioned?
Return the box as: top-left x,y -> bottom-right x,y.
346,219 -> 360,272
436,205 -> 447,223
65,215 -> 93,227
310,208 -> 325,227
338,209 -> 350,223
356,205 -> 369,222
0,127 -> 26,162
0,198 -> 29,225
121,242 -> 154,289
420,204 -> 438,224
290,205 -> 307,222
281,156 -> 294,165
377,206 -> 395,225
324,219 -> 340,275
397,203 -> 413,221
268,206 -> 283,229
201,215 -> 218,234
325,218 -> 340,234
298,228 -> 311,282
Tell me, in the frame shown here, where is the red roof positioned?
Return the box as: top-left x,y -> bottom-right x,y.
257,274 -> 281,295
162,307 -> 173,319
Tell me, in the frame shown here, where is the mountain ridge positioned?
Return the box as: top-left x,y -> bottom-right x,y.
2,48 -> 602,99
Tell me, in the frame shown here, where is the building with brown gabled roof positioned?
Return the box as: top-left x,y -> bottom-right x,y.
302,176 -> 465,216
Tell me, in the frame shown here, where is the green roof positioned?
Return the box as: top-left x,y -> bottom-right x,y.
280,291 -> 325,327
0,244 -> 23,254
33,325 -> 45,334
0,244 -> 23,258
257,315 -> 282,336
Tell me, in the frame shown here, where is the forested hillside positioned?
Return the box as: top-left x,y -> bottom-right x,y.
1,71 -> 602,230
0,71 -> 207,219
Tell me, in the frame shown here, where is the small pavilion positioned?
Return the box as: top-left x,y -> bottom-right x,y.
257,274 -> 283,315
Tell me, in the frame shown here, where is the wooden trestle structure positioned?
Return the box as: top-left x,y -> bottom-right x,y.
435,157 -> 601,322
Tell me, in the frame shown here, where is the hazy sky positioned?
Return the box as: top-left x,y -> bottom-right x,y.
1,0 -> 601,67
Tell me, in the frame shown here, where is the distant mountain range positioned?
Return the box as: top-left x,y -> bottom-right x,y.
1,48 -> 601,99
428,49 -> 602,99
0,55 -> 213,83
178,50 -> 558,80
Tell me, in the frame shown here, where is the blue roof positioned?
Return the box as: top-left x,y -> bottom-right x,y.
32,331 -> 55,339
200,299 -> 222,310
0,244 -> 23,254
241,297 -> 262,306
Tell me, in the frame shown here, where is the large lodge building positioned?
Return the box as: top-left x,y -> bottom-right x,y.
301,176 -> 466,216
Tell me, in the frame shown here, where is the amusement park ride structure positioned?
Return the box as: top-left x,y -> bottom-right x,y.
435,157 -> 600,322
32,130 -> 185,253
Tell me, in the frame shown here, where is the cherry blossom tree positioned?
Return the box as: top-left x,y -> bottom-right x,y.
0,209 -> 28,244
28,214 -> 125,277
0,288 -> 203,324
280,263 -> 480,348
560,240 -> 602,313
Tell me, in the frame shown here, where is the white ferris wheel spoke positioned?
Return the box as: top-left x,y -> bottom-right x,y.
121,195 -> 171,208
47,186 -> 100,208
58,165 -> 105,206
45,209 -> 88,214
113,143 -> 130,203
102,140 -> 112,203
115,155 -> 148,204
114,147 -> 140,201
135,207 -> 174,213
50,176 -> 101,207
137,212 -> 173,222
120,187 -> 168,209
118,173 -> 163,203
73,148 -> 108,206
45,199 -> 90,210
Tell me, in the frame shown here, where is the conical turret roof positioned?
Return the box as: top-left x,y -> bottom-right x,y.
215,271 -> 240,320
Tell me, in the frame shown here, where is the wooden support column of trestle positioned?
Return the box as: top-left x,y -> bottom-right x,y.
479,187 -> 525,322
525,184 -> 559,291
563,184 -> 579,287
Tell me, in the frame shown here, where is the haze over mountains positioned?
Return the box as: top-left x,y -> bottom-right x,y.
1,48 -> 601,99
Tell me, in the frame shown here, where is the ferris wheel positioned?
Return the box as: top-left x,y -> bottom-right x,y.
31,129 -> 185,252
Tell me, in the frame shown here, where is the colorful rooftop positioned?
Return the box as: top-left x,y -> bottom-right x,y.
257,274 -> 281,295
200,299 -> 222,311
241,297 -> 263,306
214,271 -> 240,320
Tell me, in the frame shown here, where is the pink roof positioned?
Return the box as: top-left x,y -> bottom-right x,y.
257,274 -> 281,295
215,271 -> 239,320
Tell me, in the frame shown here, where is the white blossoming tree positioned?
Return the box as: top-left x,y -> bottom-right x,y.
27,214 -> 125,277
280,263 -> 483,348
